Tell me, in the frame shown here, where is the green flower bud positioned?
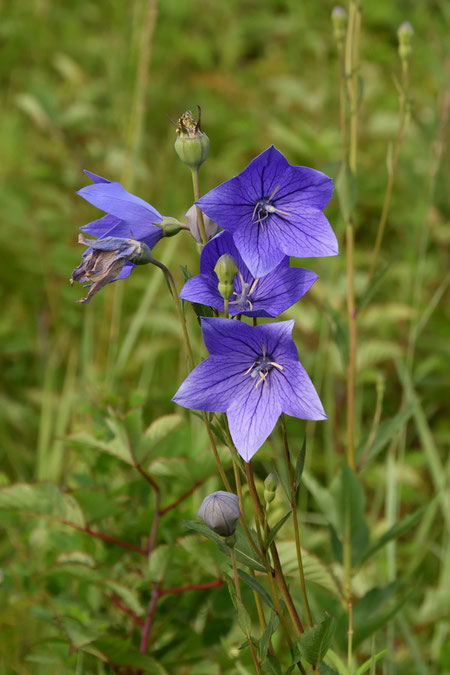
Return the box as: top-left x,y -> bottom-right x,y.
132,242 -> 153,265
214,254 -> 238,301
198,491 -> 240,537
174,107 -> 210,169
331,6 -> 346,45
157,216 -> 184,238
397,22 -> 413,63
264,473 -> 278,504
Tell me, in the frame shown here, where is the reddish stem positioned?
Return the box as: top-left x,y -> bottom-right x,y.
159,480 -> 205,516
140,582 -> 160,654
110,594 -> 144,626
159,579 -> 225,596
59,520 -> 146,555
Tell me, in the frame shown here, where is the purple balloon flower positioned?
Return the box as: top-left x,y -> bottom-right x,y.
180,231 -> 318,318
172,318 -> 326,461
196,146 -> 338,278
78,171 -> 163,281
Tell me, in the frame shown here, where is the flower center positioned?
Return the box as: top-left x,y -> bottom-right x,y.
251,184 -> 290,230
229,274 -> 259,312
244,344 -> 284,389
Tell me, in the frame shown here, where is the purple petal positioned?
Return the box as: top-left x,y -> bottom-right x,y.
78,181 -> 163,226
201,317 -> 262,359
227,378 -> 282,461
80,214 -> 122,237
272,362 -> 327,421
273,209 -> 339,258
276,166 -> 333,210
232,220 -> 286,278
251,266 -> 319,317
115,262 -> 135,280
238,145 -> 290,203
172,355 -> 247,412
180,274 -> 224,312
254,320 -> 300,362
84,170 -> 111,184
196,176 -> 252,232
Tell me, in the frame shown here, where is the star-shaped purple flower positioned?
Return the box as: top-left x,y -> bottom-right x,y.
78,171 -> 163,281
180,231 -> 318,318
172,318 -> 326,461
196,146 -> 338,277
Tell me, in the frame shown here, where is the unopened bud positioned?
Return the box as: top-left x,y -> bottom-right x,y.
214,254 -> 238,301
157,216 -> 184,238
185,205 -> 219,243
331,6 -> 346,46
397,22 -> 413,63
174,107 -> 210,169
264,473 -> 278,504
198,491 -> 240,537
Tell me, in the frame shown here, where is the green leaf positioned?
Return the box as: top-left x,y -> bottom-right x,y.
320,664 -> 340,674
88,636 -> 168,673
69,430 -> 133,466
238,568 -> 275,611
138,414 -> 183,461
357,404 -> 416,464
258,612 -> 279,663
294,437 -> 306,490
355,649 -> 387,675
184,520 -> 266,572
359,264 -> 390,312
330,464 -> 369,565
266,512 -> 291,549
226,578 -> 251,635
294,614 -> 336,667
360,504 -> 428,564
0,482 -> 85,526
324,301 -> 349,368
263,654 -> 283,674
336,161 -> 357,222
352,585 -> 413,649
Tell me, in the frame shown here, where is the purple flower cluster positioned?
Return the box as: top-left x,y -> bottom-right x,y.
72,144 -> 337,461
174,146 -> 337,460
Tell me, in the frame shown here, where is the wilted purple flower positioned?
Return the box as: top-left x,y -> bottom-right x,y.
71,234 -> 153,304
78,171 -> 163,282
198,491 -> 240,536
180,231 -> 318,318
196,146 -> 338,277
172,318 -> 326,461
185,205 -> 219,243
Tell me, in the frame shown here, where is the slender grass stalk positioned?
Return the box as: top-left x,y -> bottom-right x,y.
105,0 -> 159,388
369,62 -> 409,279
280,415 -> 313,627
230,547 -> 263,674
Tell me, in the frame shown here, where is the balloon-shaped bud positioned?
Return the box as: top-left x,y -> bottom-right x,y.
185,205 -> 219,243
214,254 -> 238,301
174,107 -> 210,169
264,473 -> 278,504
198,491 -> 240,537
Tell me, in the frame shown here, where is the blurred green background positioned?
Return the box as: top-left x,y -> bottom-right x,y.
0,0 -> 448,672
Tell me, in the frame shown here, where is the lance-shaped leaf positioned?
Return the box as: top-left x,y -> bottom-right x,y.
293,613 -> 336,667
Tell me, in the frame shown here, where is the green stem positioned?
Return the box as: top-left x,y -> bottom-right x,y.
153,259 -> 232,492
281,416 -> 313,627
369,63 -> 409,279
191,167 -> 208,245
230,548 -> 262,675
245,462 -> 305,637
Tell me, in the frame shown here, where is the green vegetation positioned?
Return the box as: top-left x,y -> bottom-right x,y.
0,0 -> 448,673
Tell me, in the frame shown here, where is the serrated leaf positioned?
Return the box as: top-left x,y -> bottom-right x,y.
238,568 -> 275,611
295,614 -> 336,667
360,504 -> 427,564
69,430 -> 133,466
294,438 -> 306,490
258,612 -> 279,663
266,512 -> 291,549
88,636 -> 168,672
0,482 -> 85,527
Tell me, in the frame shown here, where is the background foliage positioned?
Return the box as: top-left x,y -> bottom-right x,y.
0,0 -> 448,673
